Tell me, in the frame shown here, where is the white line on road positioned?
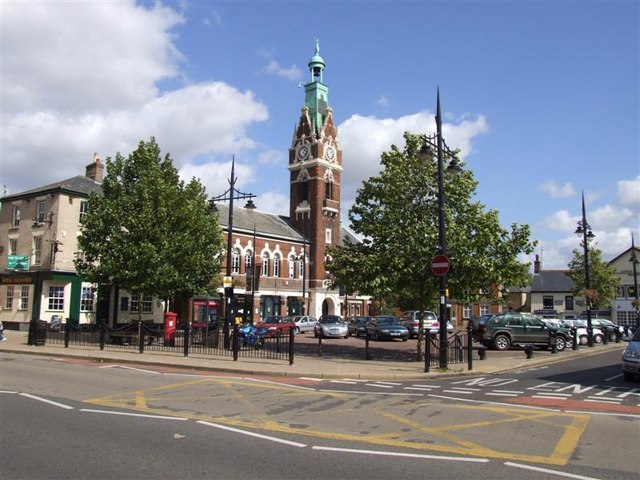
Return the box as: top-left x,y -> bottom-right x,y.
19,393 -> 73,410
374,381 -> 402,386
532,395 -> 568,400
313,445 -> 489,463
108,365 -> 161,374
485,392 -> 519,397
410,384 -> 442,388
198,421 -> 307,447
299,377 -> 324,382
80,409 -> 188,420
365,383 -> 394,389
505,461 -> 604,479
443,390 -> 474,395
604,373 -> 622,381
330,380 -> 359,384
0,390 -> 19,394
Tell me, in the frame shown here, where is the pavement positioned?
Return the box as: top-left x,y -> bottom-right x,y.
0,330 -> 627,380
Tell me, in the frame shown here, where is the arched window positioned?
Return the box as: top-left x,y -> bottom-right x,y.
232,248 -> 241,274
245,249 -> 253,271
273,253 -> 281,278
288,254 -> 295,278
262,252 -> 270,276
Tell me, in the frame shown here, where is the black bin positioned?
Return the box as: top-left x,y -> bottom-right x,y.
34,320 -> 48,346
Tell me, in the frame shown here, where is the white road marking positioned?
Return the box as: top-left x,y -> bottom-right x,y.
80,409 -> 188,420
299,377 -> 324,382
443,390 -> 474,395
330,380 -> 359,384
0,390 -> 19,394
108,365 -> 161,374
313,445 -> 489,463
19,393 -> 73,410
365,383 -> 394,389
505,461 -> 604,479
198,421 -> 307,447
410,384 -> 442,389
485,392 -> 519,397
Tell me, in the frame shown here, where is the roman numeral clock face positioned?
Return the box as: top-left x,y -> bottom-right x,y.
325,146 -> 335,162
297,145 -> 309,161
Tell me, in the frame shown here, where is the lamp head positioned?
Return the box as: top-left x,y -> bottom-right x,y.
244,199 -> 256,210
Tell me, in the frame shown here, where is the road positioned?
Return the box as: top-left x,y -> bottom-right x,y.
1,351 -> 639,479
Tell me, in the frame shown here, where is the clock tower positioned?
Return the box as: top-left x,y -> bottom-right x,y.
289,40 -> 342,316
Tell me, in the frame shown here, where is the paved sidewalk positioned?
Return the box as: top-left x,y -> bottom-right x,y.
0,330 -> 625,380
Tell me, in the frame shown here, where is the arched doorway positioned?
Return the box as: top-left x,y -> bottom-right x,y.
321,297 -> 337,317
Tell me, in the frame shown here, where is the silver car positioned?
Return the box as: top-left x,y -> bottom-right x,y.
292,315 -> 317,334
622,327 -> 640,381
314,315 -> 349,339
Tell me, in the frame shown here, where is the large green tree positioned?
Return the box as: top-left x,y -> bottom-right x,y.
567,247 -> 619,311
76,138 -> 224,321
327,132 -> 536,356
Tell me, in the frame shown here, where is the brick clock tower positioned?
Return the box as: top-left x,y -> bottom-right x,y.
289,40 -> 342,317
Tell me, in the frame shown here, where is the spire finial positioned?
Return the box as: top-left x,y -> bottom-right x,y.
315,37 -> 320,55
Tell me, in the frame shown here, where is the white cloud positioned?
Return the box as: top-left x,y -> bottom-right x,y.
337,111 -> 489,222
538,180 -> 575,199
255,191 -> 290,217
263,60 -> 303,81
617,176 -> 640,212
539,210 -> 577,233
376,96 -> 389,107
0,1 -> 268,195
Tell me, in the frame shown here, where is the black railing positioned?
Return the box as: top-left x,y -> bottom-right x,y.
34,321 -> 294,364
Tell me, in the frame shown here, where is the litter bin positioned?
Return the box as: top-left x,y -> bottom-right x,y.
163,312 -> 177,346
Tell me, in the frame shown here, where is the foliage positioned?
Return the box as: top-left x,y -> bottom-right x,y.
567,247 -> 619,309
327,132 -> 536,311
76,138 -> 224,307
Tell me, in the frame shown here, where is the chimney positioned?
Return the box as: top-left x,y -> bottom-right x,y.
86,152 -> 104,182
534,254 -> 541,274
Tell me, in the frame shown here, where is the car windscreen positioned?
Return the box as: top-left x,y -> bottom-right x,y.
320,316 -> 341,324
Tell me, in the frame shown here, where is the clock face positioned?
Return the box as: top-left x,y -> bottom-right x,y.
326,146 -> 335,161
297,145 -> 309,160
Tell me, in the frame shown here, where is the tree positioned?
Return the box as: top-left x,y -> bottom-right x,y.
567,247 -> 619,311
76,138 -> 224,322
326,132 -> 536,358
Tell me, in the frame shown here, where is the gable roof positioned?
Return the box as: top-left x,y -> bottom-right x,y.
1,175 -> 102,201
531,270 -> 575,293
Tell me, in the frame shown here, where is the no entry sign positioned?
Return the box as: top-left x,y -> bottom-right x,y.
431,255 -> 450,276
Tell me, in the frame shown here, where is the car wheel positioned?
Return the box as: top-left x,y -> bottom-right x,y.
594,334 -> 603,344
402,338 -> 407,342
610,332 -> 618,342
579,335 -> 588,345
555,336 -> 567,352
493,334 -> 510,351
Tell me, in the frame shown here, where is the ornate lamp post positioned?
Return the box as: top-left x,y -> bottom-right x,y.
210,157 -> 256,348
575,192 -> 595,347
418,89 -> 463,369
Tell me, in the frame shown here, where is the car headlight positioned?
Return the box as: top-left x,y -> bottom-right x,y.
623,348 -> 640,359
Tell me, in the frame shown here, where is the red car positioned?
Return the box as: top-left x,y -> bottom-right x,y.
257,315 -> 296,337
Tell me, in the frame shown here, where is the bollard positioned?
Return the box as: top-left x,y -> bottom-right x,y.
478,346 -> 487,360
572,328 -> 579,351
318,334 -> 323,357
602,328 -> 609,345
524,344 -> 534,359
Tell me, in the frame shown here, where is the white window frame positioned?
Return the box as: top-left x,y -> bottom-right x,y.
80,286 -> 95,312
20,286 -> 29,310
9,238 -> 18,256
325,228 -> 332,244
5,286 -> 14,310
462,305 -> 472,319
288,254 -> 295,278
262,252 -> 270,276
232,248 -> 241,274
36,200 -> 45,223
33,236 -> 43,265
131,294 -> 153,313
273,253 -> 281,278
79,200 -> 88,223
48,285 -> 65,311
11,205 -> 20,227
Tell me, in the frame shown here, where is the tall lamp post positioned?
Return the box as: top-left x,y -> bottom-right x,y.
418,89 -> 463,369
210,157 -> 256,348
630,234 -> 639,331
575,192 -> 595,347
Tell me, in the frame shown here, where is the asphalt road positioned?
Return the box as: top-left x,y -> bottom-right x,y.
1,351 -> 639,479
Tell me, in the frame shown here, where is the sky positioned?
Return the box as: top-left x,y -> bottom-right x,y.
1,0 -> 639,270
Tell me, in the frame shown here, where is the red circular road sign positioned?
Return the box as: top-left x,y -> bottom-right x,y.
431,255 -> 450,276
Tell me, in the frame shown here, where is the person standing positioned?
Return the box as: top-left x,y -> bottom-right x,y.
0,319 -> 6,341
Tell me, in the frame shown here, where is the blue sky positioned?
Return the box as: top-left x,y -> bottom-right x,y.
2,0 -> 638,269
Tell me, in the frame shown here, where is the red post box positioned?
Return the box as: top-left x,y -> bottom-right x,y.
163,312 -> 177,346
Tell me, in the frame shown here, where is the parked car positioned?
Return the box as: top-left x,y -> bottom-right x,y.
477,312 -> 572,351
591,318 -> 625,342
621,327 -> 640,381
347,316 -> 372,337
400,310 -> 452,338
314,315 -> 349,339
559,319 -> 603,345
257,315 -> 296,337
292,315 -> 317,334
469,313 -> 496,342
366,316 -> 409,341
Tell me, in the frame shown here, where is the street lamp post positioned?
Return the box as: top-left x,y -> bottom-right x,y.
630,234 -> 639,331
210,157 -> 256,348
575,192 -> 595,347
418,89 -> 463,369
